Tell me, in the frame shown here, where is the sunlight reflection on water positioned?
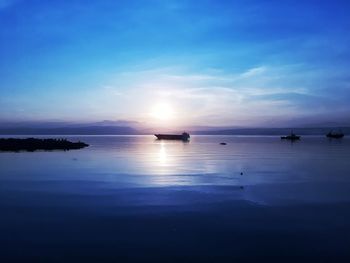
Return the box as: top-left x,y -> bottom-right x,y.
1,135 -> 350,205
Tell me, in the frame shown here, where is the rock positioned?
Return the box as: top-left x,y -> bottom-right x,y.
0,138 -> 89,152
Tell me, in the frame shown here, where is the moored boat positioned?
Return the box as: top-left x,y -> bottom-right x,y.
326,131 -> 344,139
154,132 -> 190,141
281,131 -> 300,140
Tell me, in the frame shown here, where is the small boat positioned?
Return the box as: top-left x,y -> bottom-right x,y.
155,132 -> 190,141
326,131 -> 344,139
281,131 -> 300,140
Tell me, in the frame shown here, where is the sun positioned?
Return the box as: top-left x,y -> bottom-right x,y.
150,102 -> 175,121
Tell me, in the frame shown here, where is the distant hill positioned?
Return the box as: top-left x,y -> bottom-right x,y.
0,120 -> 349,136
192,127 -> 350,135
0,126 -> 138,135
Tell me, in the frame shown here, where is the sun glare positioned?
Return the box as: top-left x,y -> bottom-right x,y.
151,102 -> 175,121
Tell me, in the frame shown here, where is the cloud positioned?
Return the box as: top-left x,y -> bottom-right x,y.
240,66 -> 267,78
3,60 -> 348,127
85,66 -> 279,125
90,62 -> 350,127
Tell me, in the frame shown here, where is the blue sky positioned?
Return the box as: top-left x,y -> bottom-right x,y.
0,0 -> 350,127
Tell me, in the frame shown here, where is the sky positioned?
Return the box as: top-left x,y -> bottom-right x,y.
0,0 -> 350,128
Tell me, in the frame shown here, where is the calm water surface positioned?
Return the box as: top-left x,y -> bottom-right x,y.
1,135 -> 350,262
1,135 -> 349,205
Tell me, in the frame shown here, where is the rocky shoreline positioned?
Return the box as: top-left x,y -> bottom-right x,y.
0,138 -> 89,152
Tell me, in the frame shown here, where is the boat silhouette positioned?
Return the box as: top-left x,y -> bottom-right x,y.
154,132 -> 190,141
281,131 -> 300,140
326,130 -> 344,139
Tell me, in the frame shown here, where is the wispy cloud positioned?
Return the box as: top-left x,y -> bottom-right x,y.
1,0 -> 349,126
87,64 -> 340,126
2,61 -> 348,127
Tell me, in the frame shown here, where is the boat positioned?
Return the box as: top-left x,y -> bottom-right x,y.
281,131 -> 300,140
154,132 -> 190,141
326,131 -> 344,139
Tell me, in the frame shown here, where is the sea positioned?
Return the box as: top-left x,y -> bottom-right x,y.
1,135 -> 350,262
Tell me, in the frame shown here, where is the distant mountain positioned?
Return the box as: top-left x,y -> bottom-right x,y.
69,120 -> 141,128
0,119 -> 143,135
0,126 -> 138,135
1,119 -> 349,135
0,120 -> 141,129
192,127 -> 350,135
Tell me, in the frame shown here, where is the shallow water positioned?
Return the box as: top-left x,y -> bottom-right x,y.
1,135 -> 350,262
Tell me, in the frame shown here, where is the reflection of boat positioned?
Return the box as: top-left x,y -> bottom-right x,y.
326,131 -> 344,139
281,131 -> 300,140
155,132 -> 190,141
